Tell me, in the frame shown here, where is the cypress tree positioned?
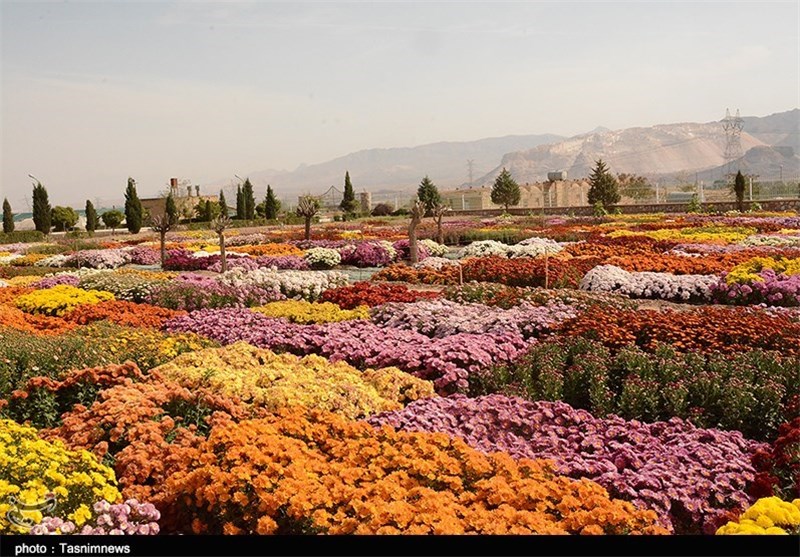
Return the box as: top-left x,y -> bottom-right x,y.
339,171 -> 359,219
85,200 -> 98,233
490,168 -> 521,212
165,193 -> 178,225
2,198 -> 14,234
264,185 -> 280,220
734,170 -> 746,212
124,177 -> 143,233
219,189 -> 228,217
242,179 -> 256,220
236,184 -> 244,220
417,175 -> 441,217
587,159 -> 621,210
32,181 -> 52,234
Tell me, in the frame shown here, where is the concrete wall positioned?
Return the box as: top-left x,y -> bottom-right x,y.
452,199 -> 800,217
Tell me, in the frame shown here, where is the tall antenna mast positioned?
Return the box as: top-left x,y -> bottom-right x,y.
466,159 -> 475,185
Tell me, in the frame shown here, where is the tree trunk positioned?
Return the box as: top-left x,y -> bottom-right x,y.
219,232 -> 227,273
305,217 -> 312,240
436,214 -> 444,245
409,226 -> 418,264
160,231 -> 167,268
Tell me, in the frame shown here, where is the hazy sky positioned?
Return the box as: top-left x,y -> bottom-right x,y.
1,1 -> 798,208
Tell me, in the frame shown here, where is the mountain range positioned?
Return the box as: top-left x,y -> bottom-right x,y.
219,109 -> 798,199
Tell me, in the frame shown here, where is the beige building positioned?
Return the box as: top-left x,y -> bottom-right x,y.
441,180 -> 590,211
140,179 -> 218,221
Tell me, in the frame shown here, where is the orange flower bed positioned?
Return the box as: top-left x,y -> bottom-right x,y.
605,250 -> 800,275
63,300 -> 186,329
565,237 -> 675,258
558,305 -> 800,354
0,304 -> 75,335
372,264 -> 460,285
461,256 -> 602,289
0,287 -> 32,305
159,410 -> 666,535
228,243 -> 303,257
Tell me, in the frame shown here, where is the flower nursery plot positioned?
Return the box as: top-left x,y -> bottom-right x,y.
1,211 -> 799,540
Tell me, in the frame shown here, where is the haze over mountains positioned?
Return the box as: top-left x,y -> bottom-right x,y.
221,109 -> 798,198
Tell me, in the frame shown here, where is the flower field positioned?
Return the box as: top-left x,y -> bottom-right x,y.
1,212 -> 799,537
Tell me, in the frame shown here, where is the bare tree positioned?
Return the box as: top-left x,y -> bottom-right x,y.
296,196 -> 320,241
211,213 -> 232,273
432,202 -> 452,245
150,214 -> 172,268
408,200 -> 425,264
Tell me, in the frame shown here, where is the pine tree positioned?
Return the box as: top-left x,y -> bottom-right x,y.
32,181 -> 52,234
264,185 -> 280,220
124,177 -> 143,233
165,193 -> 178,225
242,179 -> 256,220
417,176 -> 441,216
85,200 -> 98,234
235,184 -> 245,220
218,190 -> 228,218
734,170 -> 746,212
339,171 -> 359,219
490,168 -> 521,212
587,159 -> 621,210
2,198 -> 14,234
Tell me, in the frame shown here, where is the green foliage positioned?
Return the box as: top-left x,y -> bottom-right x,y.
592,201 -> 608,217
242,179 -> 256,220
196,200 -> 220,222
101,210 -> 124,232
686,194 -> 702,214
475,338 -> 796,441
264,185 -> 280,220
2,198 -> 14,234
165,193 -> 178,226
50,206 -> 79,232
490,168 -> 521,211
417,176 -> 441,216
235,184 -> 245,220
339,171 -> 359,218
0,230 -> 44,244
84,200 -> 98,233
32,181 -> 52,234
734,170 -> 746,212
218,190 -> 228,218
587,159 -> 620,210
124,177 -> 143,233
617,173 -> 654,201
371,203 -> 393,216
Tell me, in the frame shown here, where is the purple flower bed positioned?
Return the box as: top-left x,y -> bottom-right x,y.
31,499 -> 160,535
253,255 -> 310,270
711,270 -> 800,307
369,394 -> 766,534
370,300 -> 577,339
33,274 -> 81,289
291,239 -> 349,250
339,241 -> 394,267
146,273 -> 284,310
225,233 -> 270,247
65,249 -> 131,269
127,245 -> 160,265
162,249 -> 209,271
392,239 -> 429,261
164,309 -> 530,393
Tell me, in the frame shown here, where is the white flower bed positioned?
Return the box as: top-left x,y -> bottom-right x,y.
217,268 -> 348,301
460,237 -> 563,259
35,254 -> 70,267
0,253 -> 24,265
419,239 -> 449,257
580,264 -> 716,302
413,257 -> 459,270
304,247 -> 342,268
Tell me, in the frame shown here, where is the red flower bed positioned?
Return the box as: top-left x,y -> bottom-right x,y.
750,418 -> 800,500
320,282 -> 441,309
461,256 -> 601,289
557,305 -> 800,354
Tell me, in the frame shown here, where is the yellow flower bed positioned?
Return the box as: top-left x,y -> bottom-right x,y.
252,300 -> 369,324
0,419 -> 120,533
608,226 -> 757,244
10,254 -> 49,266
15,285 -> 114,317
98,324 -> 214,371
5,275 -> 41,287
151,342 -> 435,419
716,497 -> 800,535
726,257 -> 800,284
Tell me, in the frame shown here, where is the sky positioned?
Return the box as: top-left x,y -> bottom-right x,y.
1,0 -> 798,208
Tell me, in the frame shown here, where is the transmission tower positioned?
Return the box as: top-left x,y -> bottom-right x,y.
722,108 -> 744,180
466,159 -> 475,185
